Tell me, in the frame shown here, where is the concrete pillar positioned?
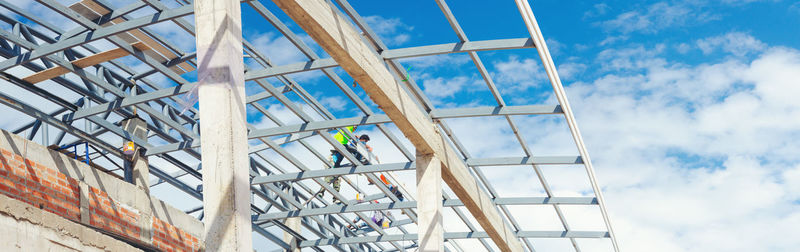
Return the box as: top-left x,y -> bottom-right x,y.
283,217 -> 301,252
78,182 -> 90,225
41,123 -> 48,146
282,187 -> 301,251
122,117 -> 149,193
194,0 -> 252,251
417,152 -> 443,252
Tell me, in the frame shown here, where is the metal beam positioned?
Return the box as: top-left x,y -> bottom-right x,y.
242,38 -> 534,81
253,197 -> 597,222
153,104 -> 561,155
298,231 -> 610,247
251,156 -> 581,185
248,105 -> 561,139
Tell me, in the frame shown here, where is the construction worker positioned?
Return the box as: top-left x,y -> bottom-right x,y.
347,201 -> 391,231
317,152 -> 348,204
320,128 -> 372,204
331,126 -> 372,167
321,163 -> 343,203
378,174 -> 404,201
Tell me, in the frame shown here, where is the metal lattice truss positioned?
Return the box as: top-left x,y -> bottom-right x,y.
0,0 -> 618,251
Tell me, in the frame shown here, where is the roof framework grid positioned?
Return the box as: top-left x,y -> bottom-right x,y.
0,0 -> 618,251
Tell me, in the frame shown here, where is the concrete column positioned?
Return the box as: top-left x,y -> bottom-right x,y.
194,0 -> 252,251
417,152 -> 443,252
41,123 -> 48,146
78,182 -> 90,225
122,117 -> 149,193
283,217 -> 301,252
282,187 -> 301,252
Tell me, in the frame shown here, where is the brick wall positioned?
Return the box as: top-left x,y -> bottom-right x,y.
88,186 -> 142,240
153,217 -> 202,252
0,149 -> 80,222
0,137 -> 203,252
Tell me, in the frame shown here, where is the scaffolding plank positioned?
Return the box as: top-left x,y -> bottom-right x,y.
22,42 -> 149,84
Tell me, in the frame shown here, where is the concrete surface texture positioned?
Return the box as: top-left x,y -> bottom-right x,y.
193,0 -> 253,251
416,153 -> 443,252
0,193 -> 142,252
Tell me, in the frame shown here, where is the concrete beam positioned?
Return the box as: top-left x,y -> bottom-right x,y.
270,0 -> 524,250
194,0 -> 252,251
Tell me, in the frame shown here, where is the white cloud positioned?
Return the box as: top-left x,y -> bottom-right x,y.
557,62 -> 587,80
584,3 -> 611,18
249,32 -> 309,66
675,42 -> 692,54
546,38 -> 565,55
595,44 -> 667,71
318,96 -> 348,111
142,20 -> 196,53
598,35 -> 629,46
491,56 -> 548,94
250,102 -> 326,130
559,46 -> 800,251
696,32 -> 767,57
247,32 -> 325,81
427,38 -> 800,251
421,76 -> 475,99
363,15 -> 414,46
600,2 -> 719,34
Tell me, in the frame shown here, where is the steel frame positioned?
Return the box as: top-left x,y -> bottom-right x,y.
0,0 -> 617,251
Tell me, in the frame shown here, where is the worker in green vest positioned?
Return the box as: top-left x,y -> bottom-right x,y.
331,126 -> 372,167
320,126 -> 373,204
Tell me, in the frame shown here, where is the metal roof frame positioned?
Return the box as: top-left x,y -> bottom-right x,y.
0,0 -> 617,251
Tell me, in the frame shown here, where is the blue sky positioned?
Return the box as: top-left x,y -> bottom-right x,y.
1,0 -> 800,251
237,0 -> 800,118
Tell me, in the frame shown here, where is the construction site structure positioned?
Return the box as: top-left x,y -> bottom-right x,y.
0,0 -> 618,251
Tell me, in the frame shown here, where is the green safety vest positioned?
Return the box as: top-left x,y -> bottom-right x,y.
333,126 -> 355,145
